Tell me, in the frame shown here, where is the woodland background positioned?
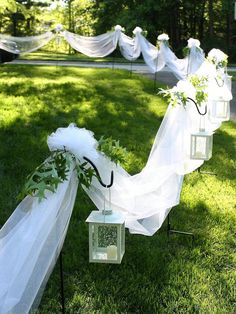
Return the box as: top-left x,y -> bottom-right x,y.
1,0 -> 236,60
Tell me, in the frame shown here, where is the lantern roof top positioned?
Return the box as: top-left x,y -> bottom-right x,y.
193,129 -> 214,136
86,210 -> 125,224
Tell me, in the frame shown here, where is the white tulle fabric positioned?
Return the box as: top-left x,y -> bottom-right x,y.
0,34 -> 232,313
157,39 -> 205,80
0,26 -> 205,79
0,32 -> 55,54
0,169 -> 78,313
62,29 -> 121,58
61,27 -> 205,78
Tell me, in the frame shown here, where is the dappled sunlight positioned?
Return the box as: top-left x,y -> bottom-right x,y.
0,64 -> 235,313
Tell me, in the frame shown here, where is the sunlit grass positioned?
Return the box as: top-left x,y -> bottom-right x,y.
18,50 -> 143,64
0,64 -> 235,313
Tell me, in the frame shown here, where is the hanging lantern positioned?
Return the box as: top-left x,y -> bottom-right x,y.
190,129 -> 213,160
187,97 -> 213,161
226,75 -> 232,91
86,209 -> 125,264
210,99 -> 230,121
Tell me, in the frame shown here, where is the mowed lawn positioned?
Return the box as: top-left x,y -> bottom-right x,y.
0,64 -> 235,314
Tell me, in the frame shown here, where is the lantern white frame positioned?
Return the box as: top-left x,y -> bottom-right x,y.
190,130 -> 213,160
86,210 -> 125,264
226,75 -> 232,91
211,99 -> 230,121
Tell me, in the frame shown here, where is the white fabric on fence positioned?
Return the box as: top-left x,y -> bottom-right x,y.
0,26 -> 206,79
0,32 -> 232,312
62,29 -> 121,58
0,170 -> 78,313
133,30 -> 165,73
118,32 -> 141,61
0,32 -> 55,54
157,39 -> 205,80
0,74 -> 232,311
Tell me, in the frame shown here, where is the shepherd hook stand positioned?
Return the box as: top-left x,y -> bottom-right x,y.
167,213 -> 194,242
59,157 -> 113,314
59,252 -> 65,314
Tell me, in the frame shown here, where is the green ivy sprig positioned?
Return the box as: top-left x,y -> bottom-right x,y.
188,75 -> 208,106
98,136 -> 127,165
19,136 -> 127,202
207,49 -> 228,70
182,46 -> 202,57
158,87 -> 188,107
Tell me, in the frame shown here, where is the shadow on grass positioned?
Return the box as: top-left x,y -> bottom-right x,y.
199,126 -> 236,181
0,64 -> 235,313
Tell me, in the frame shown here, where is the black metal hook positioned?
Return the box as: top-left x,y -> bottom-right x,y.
83,156 -> 114,188
187,97 -> 207,116
215,77 -> 224,88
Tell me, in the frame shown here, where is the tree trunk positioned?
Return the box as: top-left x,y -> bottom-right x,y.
12,13 -> 17,36
225,0 -> 234,52
198,0 -> 206,41
208,0 -> 214,36
169,1 -> 180,49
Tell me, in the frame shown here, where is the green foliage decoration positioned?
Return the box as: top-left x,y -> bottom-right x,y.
158,87 -> 188,107
188,75 -> 208,106
98,136 -> 127,165
182,46 -> 202,58
158,75 -> 209,108
19,150 -> 76,201
19,136 -> 127,201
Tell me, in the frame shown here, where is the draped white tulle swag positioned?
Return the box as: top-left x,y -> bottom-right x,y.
0,25 -> 205,79
0,26 -> 232,313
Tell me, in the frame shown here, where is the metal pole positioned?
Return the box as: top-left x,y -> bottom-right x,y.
59,252 -> 65,314
167,213 -> 194,242
167,213 -> 170,238
154,71 -> 157,91
112,56 -> 115,70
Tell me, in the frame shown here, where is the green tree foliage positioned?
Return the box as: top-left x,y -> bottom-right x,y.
0,0 -> 17,14
92,0 -> 236,59
1,1 -> 236,60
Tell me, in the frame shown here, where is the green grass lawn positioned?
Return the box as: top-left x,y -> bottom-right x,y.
0,64 -> 235,314
18,50 -> 143,64
229,71 -> 236,81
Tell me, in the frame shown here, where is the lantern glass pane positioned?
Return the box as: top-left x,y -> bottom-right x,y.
91,224 -> 119,261
87,210 -> 125,264
191,133 -> 213,160
121,224 -> 125,255
226,75 -> 232,91
211,101 -> 230,121
97,225 -> 117,247
216,101 -> 227,117
195,136 -> 206,158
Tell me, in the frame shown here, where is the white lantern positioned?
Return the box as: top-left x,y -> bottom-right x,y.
211,100 -> 230,121
190,129 -> 213,160
226,75 -> 232,91
86,210 -> 125,264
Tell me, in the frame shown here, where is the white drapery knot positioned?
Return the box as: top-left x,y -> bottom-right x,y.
187,38 -> 200,48
114,25 -> 125,32
133,27 -> 143,35
207,48 -> 228,64
54,24 -> 64,33
157,33 -> 169,41
47,123 -> 99,162
176,80 -> 196,99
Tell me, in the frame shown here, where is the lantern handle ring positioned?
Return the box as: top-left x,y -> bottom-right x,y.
215,76 -> 224,88
83,156 -> 114,188
187,97 -> 207,116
